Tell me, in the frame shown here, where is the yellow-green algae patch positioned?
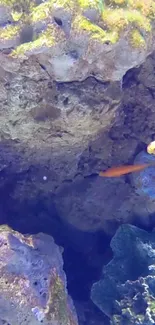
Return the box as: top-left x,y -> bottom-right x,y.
127,0 -> 155,18
109,0 -> 125,4
31,1 -> 53,23
31,0 -> 75,23
73,15 -> 119,43
0,24 -> 20,39
11,11 -> 23,22
0,0 -> 35,13
2,0 -> 155,52
102,8 -> 151,33
47,0 -> 75,10
45,271 -> 70,324
11,26 -> 55,57
130,29 -> 146,48
106,0 -> 155,20
78,0 -> 104,12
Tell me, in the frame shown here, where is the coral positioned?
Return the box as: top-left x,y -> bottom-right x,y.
111,277 -> 155,325
91,224 -> 155,324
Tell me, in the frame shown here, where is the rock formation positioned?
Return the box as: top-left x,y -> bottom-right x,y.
0,225 -> 78,325
1,2 -> 155,323
0,0 -> 155,234
91,224 -> 155,325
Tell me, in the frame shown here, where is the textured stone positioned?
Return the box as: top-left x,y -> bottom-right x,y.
0,225 -> 78,325
0,0 -> 154,81
130,151 -> 155,220
91,224 -> 155,324
0,0 -> 155,237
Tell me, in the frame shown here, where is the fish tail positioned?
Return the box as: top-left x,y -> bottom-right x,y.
99,171 -> 105,176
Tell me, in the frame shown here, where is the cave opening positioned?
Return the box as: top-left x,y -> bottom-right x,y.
0,177 -> 112,305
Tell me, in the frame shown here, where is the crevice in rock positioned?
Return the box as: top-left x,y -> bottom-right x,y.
0,170 -> 112,323
122,66 -> 141,89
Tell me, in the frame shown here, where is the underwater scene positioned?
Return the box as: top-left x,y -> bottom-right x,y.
1,0 -> 155,324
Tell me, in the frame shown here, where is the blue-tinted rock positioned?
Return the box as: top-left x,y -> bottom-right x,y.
91,224 -> 155,324
0,225 -> 78,325
131,151 -> 155,199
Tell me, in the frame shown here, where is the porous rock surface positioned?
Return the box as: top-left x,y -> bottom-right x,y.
91,224 -> 155,324
130,151 -> 155,221
1,0 -> 155,81
0,225 -> 78,325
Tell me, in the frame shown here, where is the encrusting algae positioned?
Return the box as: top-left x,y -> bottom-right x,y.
0,25 -> 20,40
0,0 -> 154,57
11,25 -> 56,57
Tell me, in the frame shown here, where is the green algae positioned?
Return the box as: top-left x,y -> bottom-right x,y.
102,8 -> 151,33
125,10 -> 151,32
78,0 -> 104,12
49,0 -> 75,9
45,271 -> 71,324
0,0 -> 35,13
130,29 -> 146,48
2,0 -> 155,53
0,24 -> 20,39
128,0 -> 155,19
31,2 -> 53,22
11,26 -> 55,57
0,0 -> 18,5
76,0 -> 153,47
31,0 -> 75,23
73,15 -> 119,43
11,11 -> 23,21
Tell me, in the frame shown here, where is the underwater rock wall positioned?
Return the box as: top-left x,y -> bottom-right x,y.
0,0 -> 155,235
1,2 -> 155,325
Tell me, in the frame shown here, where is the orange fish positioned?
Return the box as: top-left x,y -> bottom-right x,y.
99,163 -> 154,177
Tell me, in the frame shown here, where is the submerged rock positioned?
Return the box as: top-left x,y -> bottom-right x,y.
0,225 -> 78,325
132,151 -> 155,199
0,0 -> 155,237
130,151 -> 155,221
1,0 -> 155,82
91,224 -> 155,324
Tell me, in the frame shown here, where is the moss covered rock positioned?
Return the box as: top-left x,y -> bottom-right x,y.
0,0 -> 155,81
